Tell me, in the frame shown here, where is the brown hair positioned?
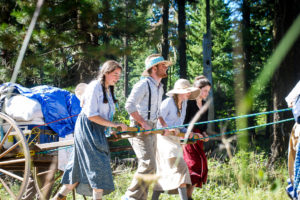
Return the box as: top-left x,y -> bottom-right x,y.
193,75 -> 211,89
97,60 -> 122,103
173,94 -> 181,117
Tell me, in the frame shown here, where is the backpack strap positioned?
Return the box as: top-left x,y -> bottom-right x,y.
146,80 -> 151,120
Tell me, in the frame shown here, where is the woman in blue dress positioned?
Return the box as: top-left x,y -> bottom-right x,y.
52,60 -> 127,200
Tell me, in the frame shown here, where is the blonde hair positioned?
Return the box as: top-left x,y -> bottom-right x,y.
173,94 -> 181,117
97,60 -> 122,103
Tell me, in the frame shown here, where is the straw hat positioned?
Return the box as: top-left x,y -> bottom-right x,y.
166,79 -> 200,100
142,54 -> 172,76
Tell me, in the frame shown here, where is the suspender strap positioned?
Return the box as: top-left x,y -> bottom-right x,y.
146,81 -> 151,120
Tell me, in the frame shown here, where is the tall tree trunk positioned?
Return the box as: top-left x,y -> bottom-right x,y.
123,0 -> 129,97
265,86 -> 273,139
123,36 -> 129,97
269,0 -> 300,165
203,0 -> 215,132
102,0 -> 113,59
178,0 -> 187,79
161,0 -> 170,94
75,1 -> 100,84
241,0 -> 256,143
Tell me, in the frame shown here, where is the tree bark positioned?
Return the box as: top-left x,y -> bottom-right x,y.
122,0 -> 129,97
203,0 -> 215,132
123,36 -> 129,97
269,0 -> 300,165
161,0 -> 170,94
178,0 -> 187,79
74,1 -> 100,84
241,0 -> 256,142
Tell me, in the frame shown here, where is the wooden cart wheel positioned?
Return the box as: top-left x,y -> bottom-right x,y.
0,112 -> 31,200
33,157 -> 62,200
33,161 -> 85,200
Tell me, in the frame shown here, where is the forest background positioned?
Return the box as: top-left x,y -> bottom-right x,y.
0,0 -> 300,199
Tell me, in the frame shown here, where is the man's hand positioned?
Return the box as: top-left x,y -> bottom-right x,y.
163,128 -> 174,136
163,128 -> 180,136
141,121 -> 152,134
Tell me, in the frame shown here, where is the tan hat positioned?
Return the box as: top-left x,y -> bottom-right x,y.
166,79 -> 200,100
142,54 -> 172,76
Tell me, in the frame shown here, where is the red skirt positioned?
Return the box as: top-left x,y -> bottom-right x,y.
183,129 -> 208,188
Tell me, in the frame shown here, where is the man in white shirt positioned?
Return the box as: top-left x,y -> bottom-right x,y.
123,54 -> 171,200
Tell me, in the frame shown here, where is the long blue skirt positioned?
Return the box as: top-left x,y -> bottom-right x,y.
61,113 -> 114,196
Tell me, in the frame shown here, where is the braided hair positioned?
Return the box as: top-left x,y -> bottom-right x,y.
97,60 -> 122,104
173,94 -> 181,117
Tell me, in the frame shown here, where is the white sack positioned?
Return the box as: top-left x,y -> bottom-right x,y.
4,95 -> 43,121
58,134 -> 74,171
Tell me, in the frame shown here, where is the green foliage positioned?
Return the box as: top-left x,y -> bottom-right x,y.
113,92 -> 130,126
186,0 -> 235,131
31,150 -> 288,200
0,182 -> 20,200
0,0 -> 156,87
0,1 -> 297,199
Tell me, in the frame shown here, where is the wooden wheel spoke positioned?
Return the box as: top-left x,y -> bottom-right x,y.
37,169 -> 56,177
0,112 -> 30,200
0,125 -> 13,149
36,168 -> 56,195
0,158 -> 25,166
0,177 -> 16,199
41,181 -> 54,193
0,140 -> 21,159
0,168 -> 24,182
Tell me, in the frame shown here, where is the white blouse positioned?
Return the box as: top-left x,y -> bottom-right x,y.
156,97 -> 187,159
286,80 -> 300,107
157,97 -> 187,130
81,80 -> 115,121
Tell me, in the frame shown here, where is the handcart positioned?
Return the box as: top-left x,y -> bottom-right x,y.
0,110 -> 200,200
0,111 -> 136,200
0,111 -> 74,200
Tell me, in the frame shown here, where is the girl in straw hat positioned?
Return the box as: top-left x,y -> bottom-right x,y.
151,79 -> 200,200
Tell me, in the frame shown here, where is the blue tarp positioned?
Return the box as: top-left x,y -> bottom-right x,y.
0,83 -> 81,137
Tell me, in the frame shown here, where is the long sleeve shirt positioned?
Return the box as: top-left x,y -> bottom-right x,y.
125,77 -> 164,124
156,97 -> 187,158
157,97 -> 187,133
82,80 -> 115,121
286,80 -> 300,107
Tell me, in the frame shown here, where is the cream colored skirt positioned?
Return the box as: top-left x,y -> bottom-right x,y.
154,135 -> 191,193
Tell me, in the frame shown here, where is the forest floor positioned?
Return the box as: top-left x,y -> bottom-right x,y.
0,141 -> 291,200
